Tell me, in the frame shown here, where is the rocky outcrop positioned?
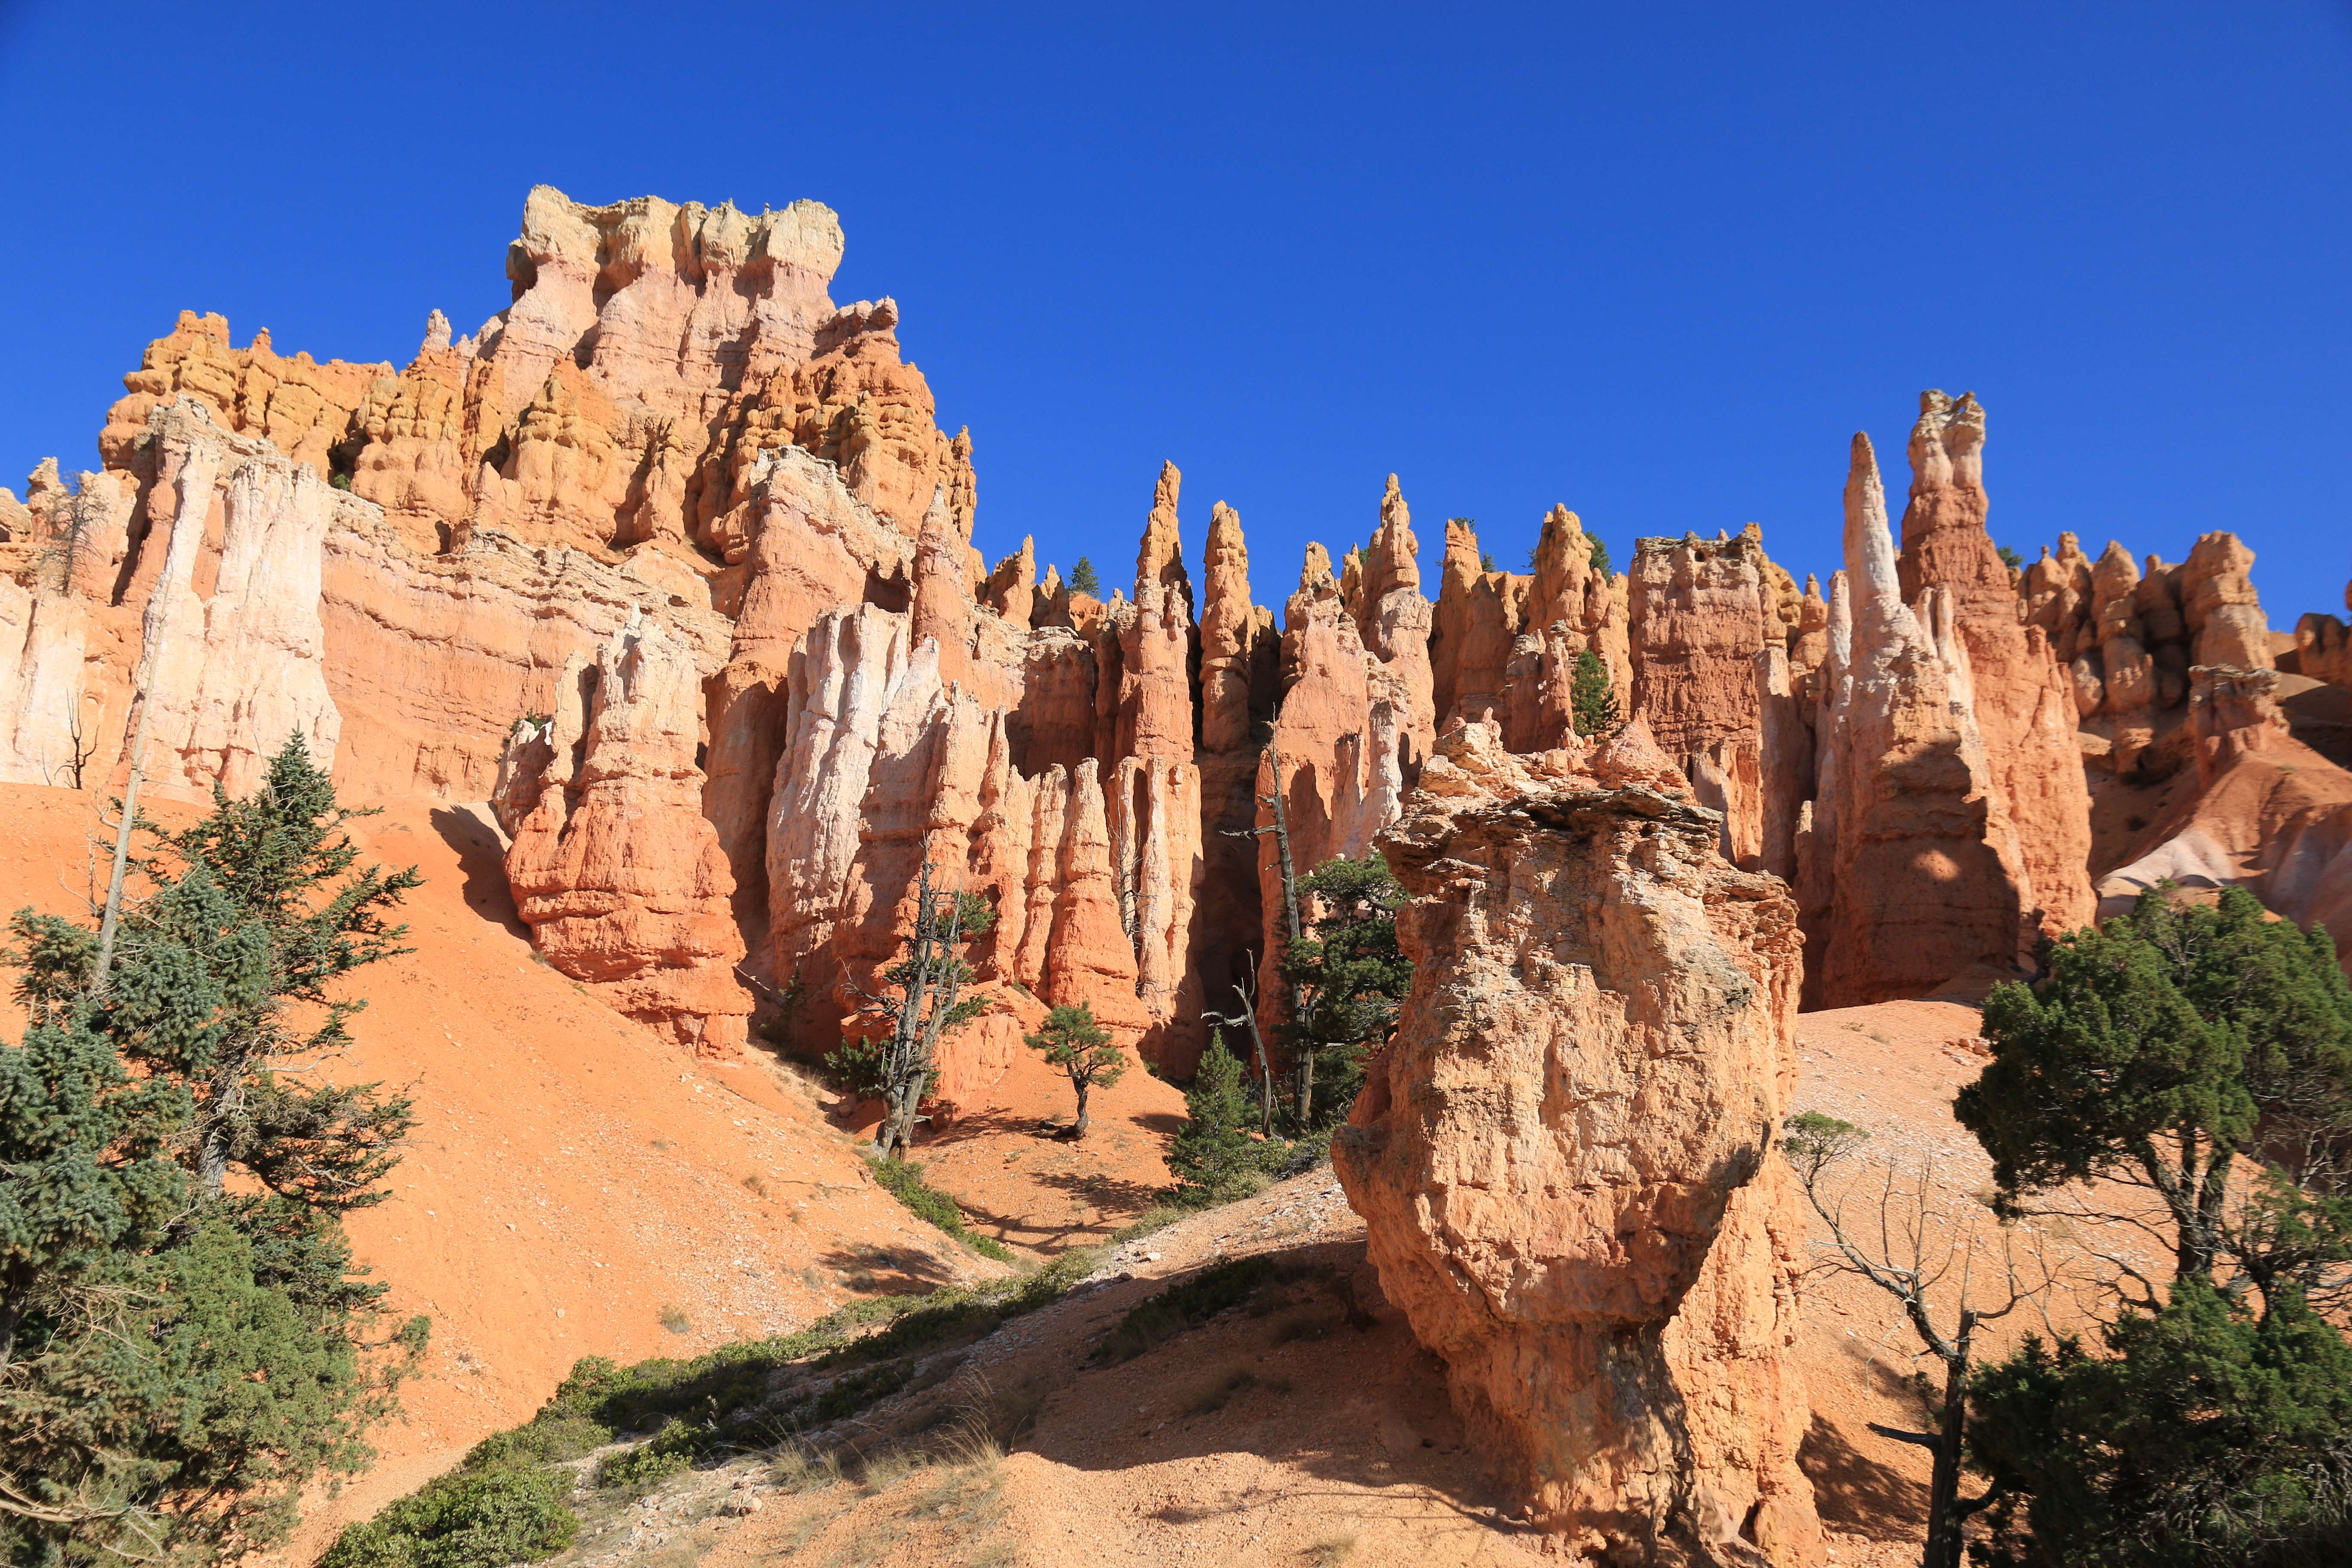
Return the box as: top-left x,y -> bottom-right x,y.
1895,391 -> 2092,937
503,613 -> 750,1054
1428,518 -> 1525,736
1628,526 -> 1782,868
2024,511 -> 2275,782
2096,665 -> 2352,976
1336,721 -> 1821,1565
1799,435 -> 2028,1008
1349,476 -> 1436,768
2293,574 -> 2352,694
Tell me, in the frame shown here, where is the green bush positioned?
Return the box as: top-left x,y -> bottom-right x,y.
461,1411 -> 612,1470
592,1419 -> 697,1491
319,1463 -> 576,1568
868,1154 -> 1017,1261
1095,1256 -> 1284,1363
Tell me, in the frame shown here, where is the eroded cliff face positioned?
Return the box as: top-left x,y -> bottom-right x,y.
503,612 -> 750,1054
1896,392 -> 2093,938
1335,721 -> 1821,1566
11,184 -> 2344,1139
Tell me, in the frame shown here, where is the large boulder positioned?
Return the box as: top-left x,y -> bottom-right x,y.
1335,721 -> 1821,1566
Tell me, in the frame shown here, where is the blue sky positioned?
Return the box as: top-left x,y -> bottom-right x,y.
3,2 -> 2348,624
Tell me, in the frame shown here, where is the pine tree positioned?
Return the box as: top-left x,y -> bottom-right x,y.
1278,855 -> 1409,1130
1166,1031 -> 1268,1205
1067,556 -> 1100,597
833,867 -> 992,1160
1024,1002 -> 1124,1138
1568,649 -> 1620,738
0,735 -> 428,1566
1587,533 -> 1612,577
1954,885 -> 2352,1564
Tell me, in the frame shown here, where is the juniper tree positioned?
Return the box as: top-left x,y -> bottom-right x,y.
1025,1002 -> 1124,1138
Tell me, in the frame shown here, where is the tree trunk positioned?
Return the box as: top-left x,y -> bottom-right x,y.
1073,1078 -> 1091,1138
94,446 -> 216,997
1923,1352 -> 1969,1568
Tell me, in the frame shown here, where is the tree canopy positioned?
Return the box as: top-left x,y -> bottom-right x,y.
0,735 -> 426,1568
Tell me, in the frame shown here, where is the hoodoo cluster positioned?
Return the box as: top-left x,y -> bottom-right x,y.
6,187 -> 2351,1563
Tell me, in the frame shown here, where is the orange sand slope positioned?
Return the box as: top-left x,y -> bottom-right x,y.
0,783 -> 994,1464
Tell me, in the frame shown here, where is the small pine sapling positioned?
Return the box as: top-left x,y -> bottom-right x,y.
1569,649 -> 1620,737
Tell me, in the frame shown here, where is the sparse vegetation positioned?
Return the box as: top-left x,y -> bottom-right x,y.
659,1302 -> 692,1335
1094,1256 -> 1286,1363
867,1155 -> 1017,1261
1066,555 -> 1100,596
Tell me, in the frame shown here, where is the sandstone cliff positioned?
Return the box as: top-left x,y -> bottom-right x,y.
503,612 -> 751,1054
1337,721 -> 1821,1565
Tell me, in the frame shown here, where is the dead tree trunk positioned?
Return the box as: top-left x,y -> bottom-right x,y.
872,861 -> 968,1161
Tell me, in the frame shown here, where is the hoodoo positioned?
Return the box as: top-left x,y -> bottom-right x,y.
1336,721 -> 1822,1564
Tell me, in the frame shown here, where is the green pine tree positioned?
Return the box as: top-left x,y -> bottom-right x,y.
1024,1002 -> 1124,1137
1957,885 -> 2352,1287
1969,1277 -> 2352,1567
1568,649 -> 1620,737
0,735 -> 428,1567
1278,855 -> 1409,1130
1166,1031 -> 1269,1206
1066,556 -> 1100,597
1587,533 -> 1612,577
1954,885 -> 2352,1565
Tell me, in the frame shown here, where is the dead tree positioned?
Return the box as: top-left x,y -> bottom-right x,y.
1216,704 -> 1300,1126
1783,1113 -> 2055,1568
1204,951 -> 1279,1141
854,859 -> 986,1160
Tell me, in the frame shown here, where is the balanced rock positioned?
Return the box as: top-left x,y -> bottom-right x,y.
1336,720 -> 1821,1565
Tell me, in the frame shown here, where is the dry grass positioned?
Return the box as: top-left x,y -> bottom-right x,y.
659,1302 -> 691,1334
1300,1536 -> 1358,1566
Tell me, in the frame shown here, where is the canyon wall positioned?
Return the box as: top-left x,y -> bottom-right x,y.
6,178 -> 2344,1117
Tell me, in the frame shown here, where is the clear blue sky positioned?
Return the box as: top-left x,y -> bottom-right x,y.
4,2 -> 2348,625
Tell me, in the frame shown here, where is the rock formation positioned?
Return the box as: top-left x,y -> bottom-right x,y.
2095,665 -> 2352,976
1627,526 -> 1781,867
2294,574 -> 2352,693
1895,391 -> 2093,937
503,613 -> 750,1054
18,183 -> 2345,1180
1798,435 -> 2028,1007
1336,721 -> 1822,1564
